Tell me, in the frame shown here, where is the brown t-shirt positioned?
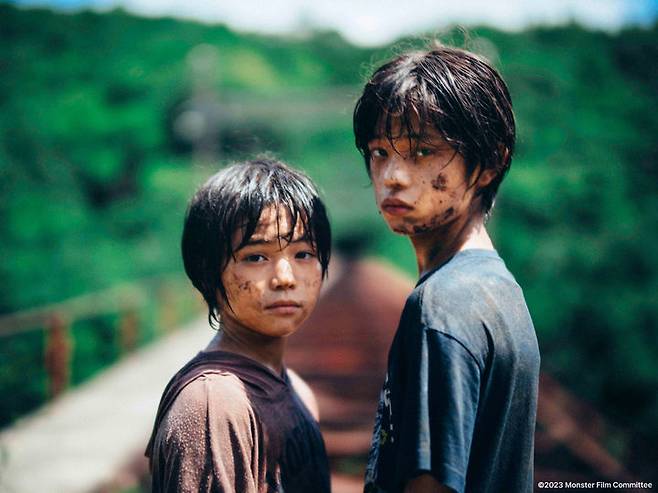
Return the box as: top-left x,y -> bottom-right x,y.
145,350 -> 330,493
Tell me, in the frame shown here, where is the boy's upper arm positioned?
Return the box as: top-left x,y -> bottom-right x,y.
396,325 -> 481,493
153,374 -> 259,492
405,473 -> 455,493
287,368 -> 320,421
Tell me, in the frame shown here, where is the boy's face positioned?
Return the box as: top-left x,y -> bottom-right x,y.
368,121 -> 486,236
219,206 -> 323,339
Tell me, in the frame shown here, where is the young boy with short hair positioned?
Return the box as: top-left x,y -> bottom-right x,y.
145,158 -> 331,493
354,46 -> 540,493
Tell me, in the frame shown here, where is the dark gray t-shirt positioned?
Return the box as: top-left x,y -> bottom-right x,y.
364,249 -> 540,493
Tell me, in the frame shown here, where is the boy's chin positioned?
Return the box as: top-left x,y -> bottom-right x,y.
246,321 -> 303,339
388,219 -> 439,237
391,226 -> 412,236
388,222 -> 415,236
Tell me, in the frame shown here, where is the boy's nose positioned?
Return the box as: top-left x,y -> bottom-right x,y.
271,258 -> 296,289
382,155 -> 411,189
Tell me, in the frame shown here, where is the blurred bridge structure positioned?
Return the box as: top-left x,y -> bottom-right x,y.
0,276 -> 204,492
0,257 -> 634,493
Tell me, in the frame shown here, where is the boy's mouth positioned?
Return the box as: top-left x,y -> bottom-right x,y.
381,198 -> 413,216
265,300 -> 302,314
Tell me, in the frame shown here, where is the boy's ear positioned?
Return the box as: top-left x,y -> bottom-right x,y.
477,168 -> 497,188
476,145 -> 509,188
501,146 -> 511,166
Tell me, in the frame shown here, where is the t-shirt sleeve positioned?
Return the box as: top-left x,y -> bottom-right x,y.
151,374 -> 260,493
396,325 -> 481,493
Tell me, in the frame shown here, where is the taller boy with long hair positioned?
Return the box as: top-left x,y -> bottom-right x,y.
354,46 -> 540,493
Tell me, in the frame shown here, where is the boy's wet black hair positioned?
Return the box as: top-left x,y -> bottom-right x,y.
181,158 -> 331,329
353,45 -> 516,214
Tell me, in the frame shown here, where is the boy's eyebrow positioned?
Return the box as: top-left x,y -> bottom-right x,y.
368,133 -> 452,150
237,235 -> 312,249
368,132 -> 432,143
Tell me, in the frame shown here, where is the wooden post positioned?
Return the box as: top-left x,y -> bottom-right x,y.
119,308 -> 139,354
44,312 -> 71,399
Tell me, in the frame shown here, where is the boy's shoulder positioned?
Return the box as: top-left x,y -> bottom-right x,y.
404,249 -> 525,361
146,351 -> 272,461
161,371 -> 256,436
170,371 -> 251,414
414,249 -> 516,316
152,371 -> 259,473
155,351 -> 270,437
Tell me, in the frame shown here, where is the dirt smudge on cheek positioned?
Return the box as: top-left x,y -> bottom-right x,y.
223,272 -> 242,296
303,277 -> 322,289
431,173 -> 448,191
409,207 -> 457,235
442,207 -> 455,220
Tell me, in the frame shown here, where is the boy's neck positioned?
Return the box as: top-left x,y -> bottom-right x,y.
204,326 -> 286,375
411,213 -> 494,278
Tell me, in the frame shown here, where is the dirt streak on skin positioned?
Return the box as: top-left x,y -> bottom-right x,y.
431,173 -> 448,191
412,224 -> 433,234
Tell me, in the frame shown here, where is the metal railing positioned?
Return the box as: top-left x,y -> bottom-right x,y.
0,276 -> 202,400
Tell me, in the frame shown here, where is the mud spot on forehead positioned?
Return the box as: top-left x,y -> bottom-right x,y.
431,173 -> 448,191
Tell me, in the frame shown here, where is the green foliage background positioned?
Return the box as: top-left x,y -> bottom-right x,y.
1,3 -> 656,475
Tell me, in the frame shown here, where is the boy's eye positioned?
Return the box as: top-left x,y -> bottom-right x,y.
370,148 -> 388,159
244,254 -> 267,263
295,251 -> 316,260
415,147 -> 434,158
